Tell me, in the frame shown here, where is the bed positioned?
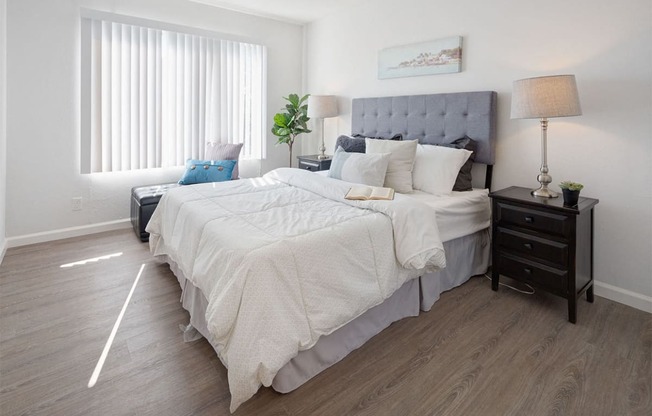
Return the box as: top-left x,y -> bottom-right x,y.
147,91 -> 497,412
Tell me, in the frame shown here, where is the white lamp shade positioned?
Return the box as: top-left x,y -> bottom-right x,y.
511,75 -> 582,119
307,95 -> 338,118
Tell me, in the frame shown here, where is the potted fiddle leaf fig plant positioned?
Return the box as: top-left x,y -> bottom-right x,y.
559,181 -> 584,206
271,93 -> 311,167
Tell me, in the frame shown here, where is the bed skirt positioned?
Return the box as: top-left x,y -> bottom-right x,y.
164,228 -> 490,394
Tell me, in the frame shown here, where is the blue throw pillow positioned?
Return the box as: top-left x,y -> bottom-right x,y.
178,159 -> 237,185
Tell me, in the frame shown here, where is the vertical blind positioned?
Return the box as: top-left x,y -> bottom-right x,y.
86,18 -> 266,173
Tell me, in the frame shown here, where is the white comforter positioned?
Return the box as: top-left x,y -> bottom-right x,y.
147,168 -> 446,412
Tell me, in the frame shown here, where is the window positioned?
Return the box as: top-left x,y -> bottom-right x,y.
81,16 -> 267,173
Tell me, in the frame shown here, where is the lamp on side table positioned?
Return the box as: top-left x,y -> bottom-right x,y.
511,74 -> 582,198
307,95 -> 338,160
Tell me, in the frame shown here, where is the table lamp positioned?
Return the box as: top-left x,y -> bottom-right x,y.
307,95 -> 338,160
511,75 -> 582,198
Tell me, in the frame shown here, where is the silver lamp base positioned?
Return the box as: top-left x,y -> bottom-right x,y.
531,185 -> 558,198
530,118 -> 558,198
317,136 -> 327,159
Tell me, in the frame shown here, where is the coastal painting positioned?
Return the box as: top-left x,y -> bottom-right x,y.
378,36 -> 462,79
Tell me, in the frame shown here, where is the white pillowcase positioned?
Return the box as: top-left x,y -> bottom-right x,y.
365,138 -> 417,193
328,146 -> 391,187
412,144 -> 473,195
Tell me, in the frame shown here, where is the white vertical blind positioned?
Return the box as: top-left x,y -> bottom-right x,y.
220,40 -> 266,162
86,18 -> 266,173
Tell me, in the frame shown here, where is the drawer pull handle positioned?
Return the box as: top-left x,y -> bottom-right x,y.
524,216 -> 534,223
523,243 -> 533,250
523,268 -> 532,275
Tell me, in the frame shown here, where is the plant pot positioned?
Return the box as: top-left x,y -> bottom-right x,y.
562,189 -> 580,207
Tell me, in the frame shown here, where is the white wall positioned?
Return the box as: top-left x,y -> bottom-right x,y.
5,0 -> 303,240
304,0 -> 652,308
0,0 -> 7,261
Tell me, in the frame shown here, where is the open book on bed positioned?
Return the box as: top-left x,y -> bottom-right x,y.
345,186 -> 395,201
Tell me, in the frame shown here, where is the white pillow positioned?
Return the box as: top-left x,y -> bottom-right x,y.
412,144 -> 473,195
328,146 -> 390,187
365,138 -> 417,193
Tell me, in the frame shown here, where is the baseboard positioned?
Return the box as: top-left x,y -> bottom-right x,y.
0,237 -> 6,265
594,280 -> 652,314
6,219 -> 132,248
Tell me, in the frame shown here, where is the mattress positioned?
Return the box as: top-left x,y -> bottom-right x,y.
403,189 -> 491,242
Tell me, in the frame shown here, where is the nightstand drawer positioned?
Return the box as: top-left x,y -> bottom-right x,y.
497,253 -> 567,295
297,155 -> 332,172
495,202 -> 570,238
496,227 -> 569,267
299,160 -> 321,171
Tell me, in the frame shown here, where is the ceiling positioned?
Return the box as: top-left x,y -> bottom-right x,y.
189,0 -> 356,24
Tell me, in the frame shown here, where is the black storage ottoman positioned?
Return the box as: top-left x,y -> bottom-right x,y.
130,183 -> 180,242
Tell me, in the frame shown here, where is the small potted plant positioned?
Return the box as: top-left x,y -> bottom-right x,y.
559,181 -> 584,206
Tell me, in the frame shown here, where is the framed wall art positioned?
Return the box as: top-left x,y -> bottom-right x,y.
378,36 -> 463,79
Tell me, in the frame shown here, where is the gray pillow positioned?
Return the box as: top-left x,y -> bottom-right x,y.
352,133 -> 403,141
334,133 -> 403,154
437,136 -> 477,191
334,135 -> 366,153
204,143 -> 243,179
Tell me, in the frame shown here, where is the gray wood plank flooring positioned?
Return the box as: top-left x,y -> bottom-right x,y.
1,229 -> 650,415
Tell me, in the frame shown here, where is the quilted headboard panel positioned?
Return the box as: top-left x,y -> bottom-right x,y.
351,91 -> 497,165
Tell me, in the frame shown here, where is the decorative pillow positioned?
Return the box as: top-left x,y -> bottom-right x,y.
365,138 -> 417,193
328,146 -> 391,187
334,135 -> 366,153
178,159 -> 237,185
334,133 -> 403,154
353,133 -> 403,141
437,136 -> 478,191
204,142 -> 243,179
412,145 -> 473,195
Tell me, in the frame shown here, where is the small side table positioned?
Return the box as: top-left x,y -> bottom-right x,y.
489,186 -> 599,323
297,154 -> 332,172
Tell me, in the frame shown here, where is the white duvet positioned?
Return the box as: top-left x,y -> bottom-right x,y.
147,168 -> 446,412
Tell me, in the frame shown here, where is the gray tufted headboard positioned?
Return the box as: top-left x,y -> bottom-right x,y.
351,91 -> 497,178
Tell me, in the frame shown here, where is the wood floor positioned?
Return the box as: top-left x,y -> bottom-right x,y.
1,229 -> 650,416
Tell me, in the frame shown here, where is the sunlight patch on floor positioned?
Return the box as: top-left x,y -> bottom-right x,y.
88,263 -> 146,388
60,252 -> 123,268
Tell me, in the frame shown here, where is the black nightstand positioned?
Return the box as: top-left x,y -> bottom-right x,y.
489,186 -> 599,323
297,154 -> 332,172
